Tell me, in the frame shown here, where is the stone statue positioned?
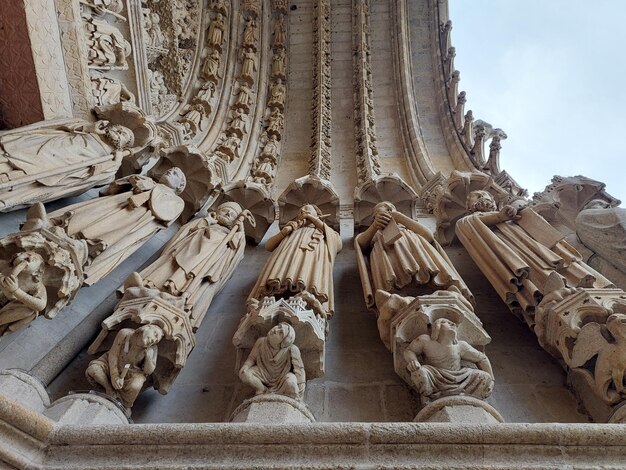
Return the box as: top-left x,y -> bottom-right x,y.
49,168 -> 186,285
144,10 -> 167,49
239,322 -> 306,399
91,76 -> 135,106
272,14 -> 286,49
240,48 -> 257,83
355,201 -> 472,308
86,324 -> 164,409
266,107 -> 284,137
0,252 -> 47,336
576,199 -> 626,274
138,201 -> 253,325
0,120 -> 134,212
200,49 -> 221,83
404,317 -> 494,403
249,204 -> 342,317
243,18 -> 257,50
456,190 -> 612,322
207,13 -> 225,50
271,48 -> 286,79
227,108 -> 249,138
234,82 -> 254,110
268,79 -> 286,109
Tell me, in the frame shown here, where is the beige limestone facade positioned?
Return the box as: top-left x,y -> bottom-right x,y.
0,0 -> 625,468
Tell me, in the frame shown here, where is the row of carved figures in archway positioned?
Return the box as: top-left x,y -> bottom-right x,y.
0,143 -> 624,422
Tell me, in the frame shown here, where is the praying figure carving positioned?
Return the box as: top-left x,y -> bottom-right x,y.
455,190 -> 613,322
207,13 -> 226,50
86,324 -> 164,410
355,202 -> 472,308
239,322 -> 306,399
0,120 -> 135,212
249,204 -> 342,318
49,168 -> 186,285
86,18 -> 132,69
404,318 -> 494,403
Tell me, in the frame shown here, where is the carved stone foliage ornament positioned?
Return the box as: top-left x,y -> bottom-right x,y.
86,202 -> 252,409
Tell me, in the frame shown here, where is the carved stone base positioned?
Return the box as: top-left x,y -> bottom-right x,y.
568,369 -> 625,424
0,369 -> 50,412
229,394 -> 315,423
414,396 -> 503,424
43,391 -> 130,425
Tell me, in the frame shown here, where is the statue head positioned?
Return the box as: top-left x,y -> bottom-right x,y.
107,0 -> 124,14
584,199 -> 613,210
104,124 -> 135,150
467,190 -> 497,213
267,322 -> 296,349
11,251 -> 45,279
215,202 -> 243,227
136,324 -> 164,348
606,314 -> 626,340
373,201 -> 396,217
298,204 -> 321,220
159,167 -> 186,194
431,318 -> 458,344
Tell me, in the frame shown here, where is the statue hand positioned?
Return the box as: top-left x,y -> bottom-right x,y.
112,377 -> 125,391
282,221 -> 299,235
407,360 -> 421,372
373,211 -> 392,230
500,205 -> 519,221
0,275 -> 19,295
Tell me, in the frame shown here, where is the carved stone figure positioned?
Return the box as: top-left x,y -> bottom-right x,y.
91,76 -> 135,106
0,252 -> 47,336
179,104 -> 206,138
249,204 -> 342,317
239,322 -> 306,399
455,190 -> 612,322
0,120 -> 133,212
88,0 -> 124,17
49,168 -> 186,285
227,108 -> 249,138
194,81 -> 217,110
200,49 -> 221,83
216,135 -> 241,161
268,79 -> 286,110
207,13 -> 226,50
272,14 -> 286,49
271,48 -> 286,79
139,201 -> 252,323
144,10 -> 167,49
240,48 -> 257,83
251,153 -> 277,185
234,81 -> 254,110
355,202 -> 472,308
266,107 -> 284,137
404,318 -> 494,403
86,324 -> 164,409
576,200 -> 626,274
243,18 -> 257,50
86,18 -> 132,69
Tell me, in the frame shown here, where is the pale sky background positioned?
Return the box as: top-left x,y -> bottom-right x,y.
448,0 -> 626,203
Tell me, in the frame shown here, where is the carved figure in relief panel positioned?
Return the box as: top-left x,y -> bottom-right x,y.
251,148 -> 277,185
227,108 -> 250,138
272,14 -> 286,49
84,0 -> 124,18
216,135 -> 241,161
271,48 -> 286,79
355,202 -> 472,308
404,317 -> 494,403
266,107 -> 284,137
143,9 -> 167,49
86,324 -> 163,409
240,48 -> 257,84
268,79 -> 286,110
200,49 -> 221,83
243,18 -> 257,51
233,82 -> 254,111
455,191 -> 613,321
207,13 -> 226,51
239,322 -> 305,399
249,204 -> 342,318
194,82 -> 217,110
49,168 -> 186,285
0,120 -> 135,212
91,76 -> 135,106
179,104 -> 207,137
86,18 -> 132,69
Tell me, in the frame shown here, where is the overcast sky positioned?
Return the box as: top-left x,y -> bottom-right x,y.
448,0 -> 626,203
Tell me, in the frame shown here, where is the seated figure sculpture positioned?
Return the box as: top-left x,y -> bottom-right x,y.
0,252 -> 47,336
355,201 -> 472,308
239,322 -> 305,399
86,324 -> 164,409
0,120 -> 135,211
49,167 -> 186,285
404,317 -> 494,403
